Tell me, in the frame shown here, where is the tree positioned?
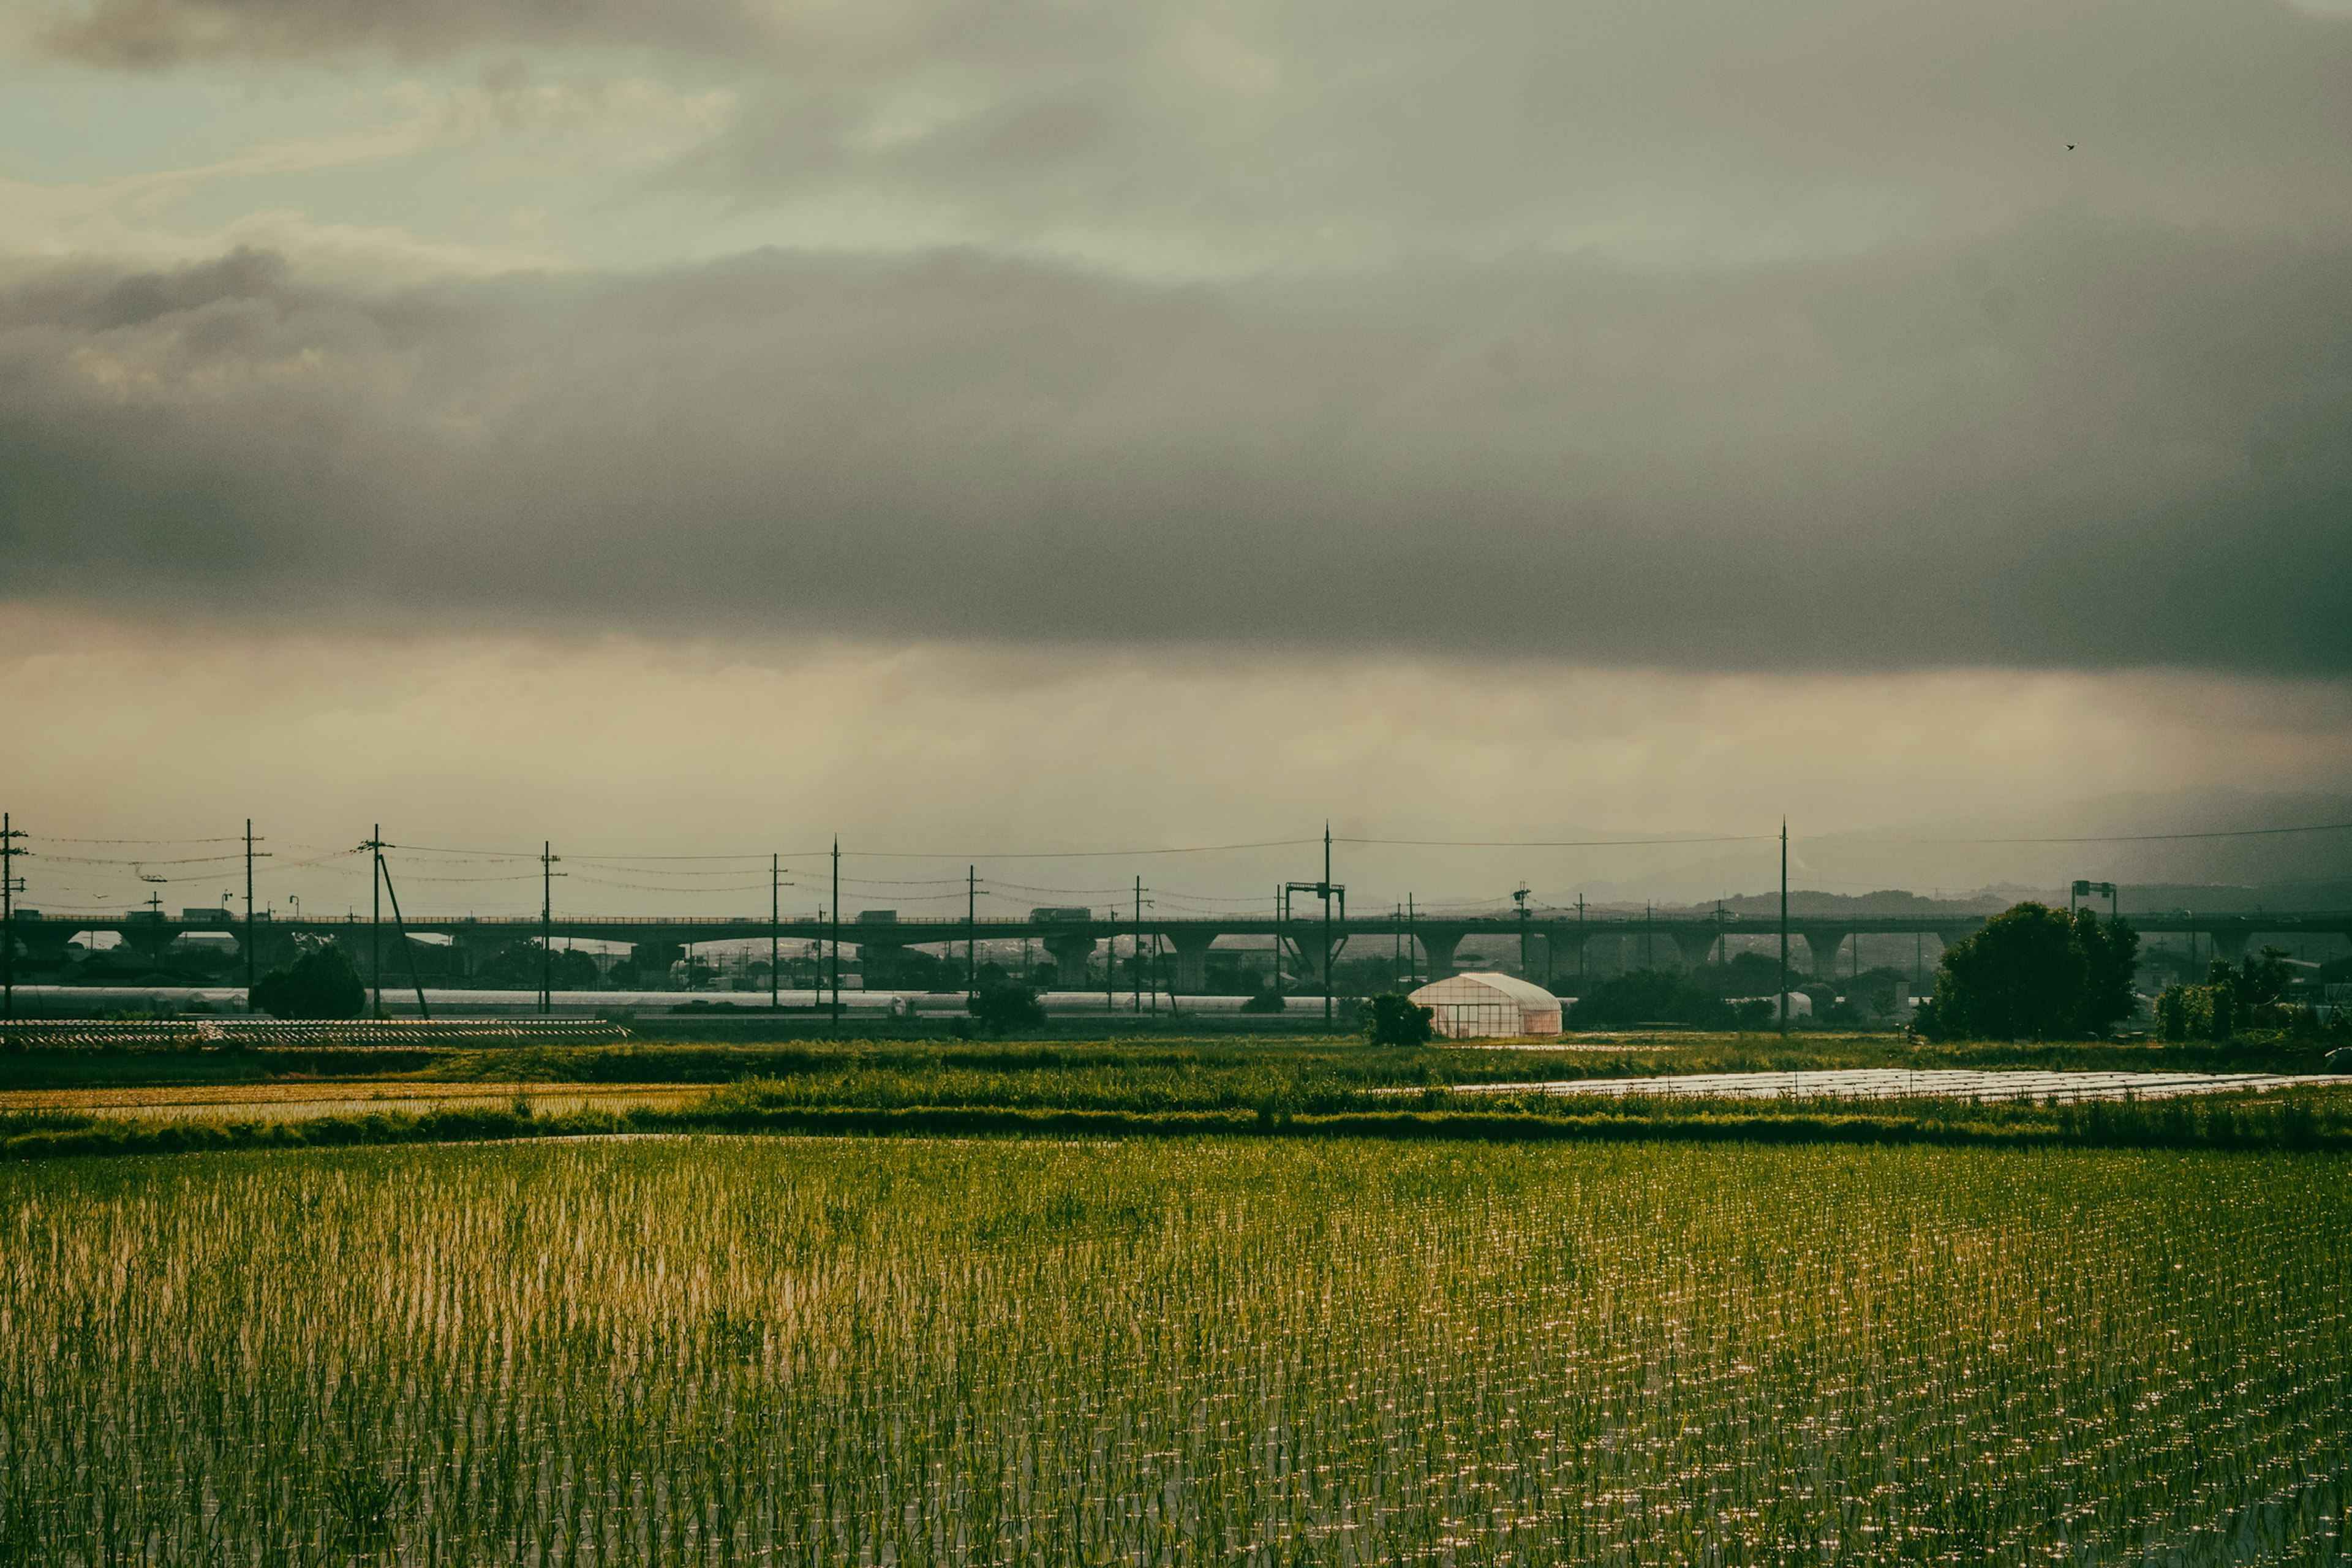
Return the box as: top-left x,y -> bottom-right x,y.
1566,969 -> 1735,1030
250,940 -> 366,1020
1363,993 -> 1435,1047
2155,949 -> 2294,1042
1914,903 -> 2139,1041
2220,948 -> 2294,1009
968,983 -> 1046,1035
477,941 -> 600,990
2070,909 -> 2141,1035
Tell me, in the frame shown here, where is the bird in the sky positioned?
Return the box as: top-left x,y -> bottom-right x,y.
2067,144 -> 2076,151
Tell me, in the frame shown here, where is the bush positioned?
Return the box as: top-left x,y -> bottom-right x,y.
967,986 -> 1046,1035
1362,994 -> 1435,1047
2154,952 -> 2298,1043
1239,990 -> 1287,1014
477,941 -> 600,990
2155,985 -> 2192,1042
249,941 -> 366,1020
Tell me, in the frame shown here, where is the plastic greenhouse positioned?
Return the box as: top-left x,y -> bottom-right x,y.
1407,971 -> 1564,1039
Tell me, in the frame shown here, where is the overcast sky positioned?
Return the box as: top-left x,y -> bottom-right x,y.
2,0 -> 2348,912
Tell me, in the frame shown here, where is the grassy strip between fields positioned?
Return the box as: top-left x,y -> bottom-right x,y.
6,1086 -> 2352,1161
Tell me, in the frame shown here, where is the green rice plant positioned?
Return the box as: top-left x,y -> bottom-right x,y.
1,1139 -> 2348,1564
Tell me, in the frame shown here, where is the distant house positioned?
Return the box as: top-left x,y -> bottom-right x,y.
1408,971 -> 1563,1038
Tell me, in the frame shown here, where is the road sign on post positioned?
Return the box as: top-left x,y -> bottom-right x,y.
2071,880 -> 2120,921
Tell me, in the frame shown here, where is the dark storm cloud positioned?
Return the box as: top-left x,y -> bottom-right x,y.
2,213 -> 2347,673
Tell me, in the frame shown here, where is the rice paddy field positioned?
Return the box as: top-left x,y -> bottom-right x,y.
0,1080 -> 701,1123
4,1137 -> 2348,1564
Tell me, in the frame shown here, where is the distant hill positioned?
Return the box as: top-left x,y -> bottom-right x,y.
1550,789 -> 2352,909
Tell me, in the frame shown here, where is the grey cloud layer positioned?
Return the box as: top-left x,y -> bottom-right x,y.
33,0 -> 758,65
4,217 -> 2346,672
37,0 -> 2352,264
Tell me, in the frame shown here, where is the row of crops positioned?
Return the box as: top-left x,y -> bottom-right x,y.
2,1137 -> 2346,1564
0,1019 -> 632,1051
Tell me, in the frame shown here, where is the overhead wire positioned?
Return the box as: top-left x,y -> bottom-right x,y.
1880,820 -> 2352,845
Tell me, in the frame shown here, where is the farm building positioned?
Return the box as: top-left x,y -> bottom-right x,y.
1408,971 -> 1563,1039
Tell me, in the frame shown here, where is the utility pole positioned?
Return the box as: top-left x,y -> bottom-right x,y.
829,837 -> 840,1031
771,854 -> 782,1012
364,824 -> 386,1017
1,813 -> 26,1022
1577,895 -> 1586,993
1514,885 -> 1531,976
1272,886 -> 1282,997
1134,875 -> 1145,1014
540,841 -> 559,1015
243,819 -> 269,993
1278,849 -> 1341,1017
1407,894 -> 1417,987
1778,820 -> 1790,1038
967,866 -> 977,1004
372,845 -> 431,1020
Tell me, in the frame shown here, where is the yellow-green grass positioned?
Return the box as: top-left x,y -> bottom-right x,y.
1,1138 -> 2346,1562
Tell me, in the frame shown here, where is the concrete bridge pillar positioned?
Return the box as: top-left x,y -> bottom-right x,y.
858,940 -> 910,988
632,940 -> 685,989
2208,926 -> 2252,966
1414,925 -> 1469,982
238,926 -> 300,976
1166,929 -> 1220,994
1041,932 -> 1097,989
451,929 -> 507,981
1670,928 -> 1722,969
355,931 -> 423,988
1800,929 -> 1850,976
118,919 -> 178,970
12,921 -> 82,973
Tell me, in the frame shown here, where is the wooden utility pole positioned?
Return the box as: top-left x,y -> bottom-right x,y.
771,853 -> 782,1012
829,837 -> 840,1031
966,866 -> 977,1003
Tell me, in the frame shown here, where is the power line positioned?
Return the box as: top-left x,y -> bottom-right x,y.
1337,833 -> 1773,848
41,852 -> 248,868
40,835 -> 243,845
1880,821 -> 2352,845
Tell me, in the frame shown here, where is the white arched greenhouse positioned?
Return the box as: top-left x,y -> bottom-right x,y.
1407,971 -> 1564,1039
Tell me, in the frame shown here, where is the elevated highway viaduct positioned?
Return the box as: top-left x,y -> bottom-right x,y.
10,910 -> 2348,992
